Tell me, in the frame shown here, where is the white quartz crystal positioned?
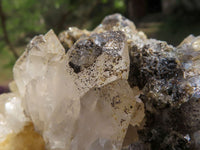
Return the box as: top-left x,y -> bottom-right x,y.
13,30 -> 65,98
0,93 -> 29,143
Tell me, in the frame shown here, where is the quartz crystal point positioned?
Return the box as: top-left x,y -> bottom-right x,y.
13,21 -> 140,149
0,93 -> 29,143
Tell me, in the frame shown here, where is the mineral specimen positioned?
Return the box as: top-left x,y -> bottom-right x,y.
0,93 -> 45,150
0,13 -> 200,150
12,16 -> 142,150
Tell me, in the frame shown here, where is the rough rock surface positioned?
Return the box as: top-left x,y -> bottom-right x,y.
0,13 -> 200,150
126,26 -> 200,150
59,27 -> 90,52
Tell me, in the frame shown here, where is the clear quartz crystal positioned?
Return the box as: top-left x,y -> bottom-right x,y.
13,29 -> 141,150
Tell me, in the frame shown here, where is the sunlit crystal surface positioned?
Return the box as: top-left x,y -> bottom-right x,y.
0,93 -> 29,143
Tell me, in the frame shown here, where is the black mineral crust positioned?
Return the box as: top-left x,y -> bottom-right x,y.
126,35 -> 200,150
127,39 -> 200,149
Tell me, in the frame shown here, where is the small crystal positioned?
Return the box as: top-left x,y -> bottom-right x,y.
0,93 -> 29,143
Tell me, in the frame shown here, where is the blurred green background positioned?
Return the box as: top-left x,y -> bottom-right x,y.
0,0 -> 200,87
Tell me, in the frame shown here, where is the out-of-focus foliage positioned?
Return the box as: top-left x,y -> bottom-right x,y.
1,0 -> 45,45
0,0 -> 126,51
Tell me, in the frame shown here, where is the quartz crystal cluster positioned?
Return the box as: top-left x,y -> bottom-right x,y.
0,14 -> 200,150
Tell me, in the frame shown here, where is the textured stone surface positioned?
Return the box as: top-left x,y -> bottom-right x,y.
59,27 -> 90,52
128,32 -> 200,149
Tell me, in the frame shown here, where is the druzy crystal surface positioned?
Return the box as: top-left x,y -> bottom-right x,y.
0,93 -> 29,143
0,14 -> 200,150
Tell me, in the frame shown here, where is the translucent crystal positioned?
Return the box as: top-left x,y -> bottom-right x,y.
13,27 -> 141,150
0,93 -> 29,143
13,30 -> 66,98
